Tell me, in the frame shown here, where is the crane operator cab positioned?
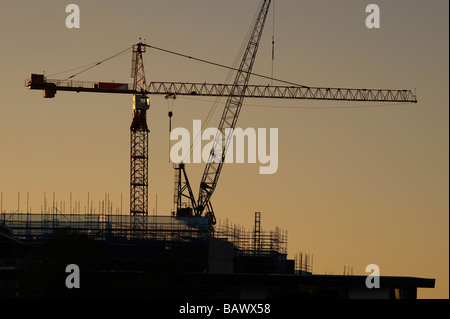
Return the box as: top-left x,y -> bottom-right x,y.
133,94 -> 150,110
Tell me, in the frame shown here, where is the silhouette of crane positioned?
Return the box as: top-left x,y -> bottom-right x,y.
26,0 -> 417,233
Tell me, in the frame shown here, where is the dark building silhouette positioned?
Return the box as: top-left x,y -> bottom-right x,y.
0,212 -> 435,299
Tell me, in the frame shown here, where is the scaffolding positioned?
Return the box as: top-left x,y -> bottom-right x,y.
214,217 -> 287,256
1,193 -> 302,274
294,252 -> 313,274
2,210 -> 288,257
1,207 -> 314,276
1,210 -> 209,242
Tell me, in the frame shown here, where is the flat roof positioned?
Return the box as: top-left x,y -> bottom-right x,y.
199,273 -> 436,289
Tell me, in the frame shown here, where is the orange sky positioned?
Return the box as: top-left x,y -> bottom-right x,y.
0,0 -> 448,298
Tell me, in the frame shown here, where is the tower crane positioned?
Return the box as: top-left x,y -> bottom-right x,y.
26,0 -> 417,233
27,42 -> 152,234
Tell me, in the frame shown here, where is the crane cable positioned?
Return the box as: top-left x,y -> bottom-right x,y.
271,0 -> 275,86
167,96 -> 175,163
48,46 -> 133,82
144,44 -> 309,89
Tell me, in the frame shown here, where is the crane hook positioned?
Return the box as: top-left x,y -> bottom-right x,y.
168,100 -> 174,163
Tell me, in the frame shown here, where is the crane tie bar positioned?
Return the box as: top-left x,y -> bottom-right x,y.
144,44 -> 309,89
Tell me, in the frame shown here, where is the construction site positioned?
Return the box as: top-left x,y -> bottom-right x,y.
0,194 -> 434,299
0,0 -> 436,300
0,194 -> 304,297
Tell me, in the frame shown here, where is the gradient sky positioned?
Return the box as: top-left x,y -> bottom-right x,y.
0,0 -> 448,298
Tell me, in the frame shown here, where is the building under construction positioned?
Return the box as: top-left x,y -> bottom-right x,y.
0,205 -> 290,270
0,207 -> 435,299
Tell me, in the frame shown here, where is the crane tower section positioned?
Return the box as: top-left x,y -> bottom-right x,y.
130,43 -> 150,233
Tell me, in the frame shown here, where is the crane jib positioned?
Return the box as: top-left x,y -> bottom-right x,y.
26,75 -> 417,103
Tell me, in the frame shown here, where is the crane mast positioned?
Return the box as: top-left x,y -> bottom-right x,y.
130,43 -> 150,233
196,0 -> 272,225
